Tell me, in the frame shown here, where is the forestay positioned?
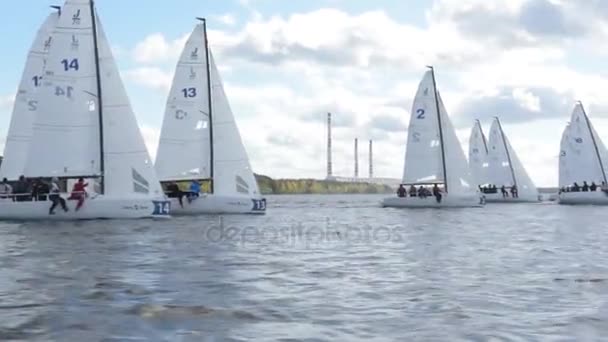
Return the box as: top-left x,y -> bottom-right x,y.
155,24 -> 210,181
566,103 -> 608,185
209,51 -> 260,197
0,13 -> 58,180
402,70 -> 443,184
468,121 -> 488,186
24,0 -> 163,198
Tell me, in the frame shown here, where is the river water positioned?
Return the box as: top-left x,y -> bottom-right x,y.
1,194 -> 607,341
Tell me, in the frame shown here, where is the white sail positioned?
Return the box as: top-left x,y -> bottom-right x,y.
487,118 -> 537,198
437,93 -> 475,194
24,0 -> 162,197
25,0 -> 100,178
209,51 -> 260,197
566,103 -> 608,185
0,12 -> 58,180
468,121 -> 488,186
155,24 -> 210,181
156,23 -> 260,198
558,123 -> 573,187
95,17 -> 163,197
402,70 -> 443,184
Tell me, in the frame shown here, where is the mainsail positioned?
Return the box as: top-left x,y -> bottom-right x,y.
565,102 -> 608,186
486,117 -> 537,197
468,120 -> 488,186
403,68 -> 474,195
24,0 -> 162,197
0,12 -> 58,180
156,21 -> 260,197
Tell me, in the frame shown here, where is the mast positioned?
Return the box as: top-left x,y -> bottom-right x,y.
197,17 -> 214,193
90,0 -> 105,194
428,66 -> 448,193
579,102 -> 608,184
476,119 -> 488,153
495,117 -> 517,188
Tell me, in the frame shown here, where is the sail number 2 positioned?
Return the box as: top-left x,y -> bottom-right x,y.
416,109 -> 425,119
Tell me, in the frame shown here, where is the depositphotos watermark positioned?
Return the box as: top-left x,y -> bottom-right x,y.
194,217 -> 405,247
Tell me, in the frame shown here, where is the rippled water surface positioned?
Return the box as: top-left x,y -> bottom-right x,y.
2,194 -> 608,341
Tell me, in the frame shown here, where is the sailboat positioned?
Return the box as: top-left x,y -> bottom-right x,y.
483,117 -> 539,202
0,0 -> 170,220
468,120 -> 489,187
155,19 -> 266,215
558,102 -> 608,205
0,8 -> 59,180
382,67 -> 483,208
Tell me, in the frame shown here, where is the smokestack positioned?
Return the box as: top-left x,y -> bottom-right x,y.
354,138 -> 359,178
327,113 -> 332,178
369,140 -> 373,179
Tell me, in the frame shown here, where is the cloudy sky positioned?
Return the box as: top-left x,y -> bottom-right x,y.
2,0 -> 608,186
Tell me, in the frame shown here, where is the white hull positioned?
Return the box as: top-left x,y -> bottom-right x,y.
482,192 -> 540,203
381,193 -> 484,208
0,195 -> 171,221
558,191 -> 608,205
168,194 -> 266,215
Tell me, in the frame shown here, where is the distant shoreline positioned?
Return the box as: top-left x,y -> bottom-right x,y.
255,174 -> 393,195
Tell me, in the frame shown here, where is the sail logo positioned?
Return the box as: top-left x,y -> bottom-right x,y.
175,109 -> 187,120
43,37 -> 52,51
236,176 -> 249,194
72,9 -> 81,25
575,137 -> 583,143
132,168 -> 150,194
189,67 -> 197,80
191,48 -> 199,60
423,88 -> 429,96
71,35 -> 79,50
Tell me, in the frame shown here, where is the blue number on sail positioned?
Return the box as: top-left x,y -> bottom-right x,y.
416,109 -> 425,119
55,86 -> 74,98
252,199 -> 266,211
32,75 -> 42,87
181,87 -> 197,98
61,58 -> 79,71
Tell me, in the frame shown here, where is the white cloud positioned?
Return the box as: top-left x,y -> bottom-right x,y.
132,33 -> 188,64
216,14 -> 236,26
0,94 -> 14,111
124,67 -> 173,92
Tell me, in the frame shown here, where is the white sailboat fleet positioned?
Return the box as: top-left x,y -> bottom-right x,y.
382,67 -> 484,208
155,19 -> 266,215
5,3 -> 608,219
558,102 -> 608,205
468,118 -> 539,203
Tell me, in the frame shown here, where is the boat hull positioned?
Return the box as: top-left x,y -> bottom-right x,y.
381,194 -> 484,208
168,194 -> 266,215
482,192 -> 540,203
0,195 -> 171,221
558,191 -> 608,205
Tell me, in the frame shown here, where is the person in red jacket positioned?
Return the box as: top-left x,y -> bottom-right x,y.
69,178 -> 88,211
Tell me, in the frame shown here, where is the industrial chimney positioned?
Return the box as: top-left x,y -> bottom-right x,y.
369,140 -> 373,179
327,113 -> 332,179
354,138 -> 359,179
